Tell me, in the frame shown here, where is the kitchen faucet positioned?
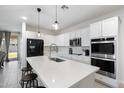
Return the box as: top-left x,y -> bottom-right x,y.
49,43 -> 58,59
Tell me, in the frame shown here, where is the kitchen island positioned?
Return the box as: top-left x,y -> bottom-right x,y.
26,56 -> 99,88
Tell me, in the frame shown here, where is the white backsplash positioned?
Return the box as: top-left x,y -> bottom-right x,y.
72,47 -> 83,54
44,46 -> 91,64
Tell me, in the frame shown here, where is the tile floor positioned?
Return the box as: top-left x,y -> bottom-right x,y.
0,61 -> 109,88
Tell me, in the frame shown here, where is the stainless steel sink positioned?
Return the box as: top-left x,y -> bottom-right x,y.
50,58 -> 65,62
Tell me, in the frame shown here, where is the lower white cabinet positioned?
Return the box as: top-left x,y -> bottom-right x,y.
70,73 -> 95,88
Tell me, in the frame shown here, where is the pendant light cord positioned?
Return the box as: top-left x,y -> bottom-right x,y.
56,5 -> 57,21
38,10 -> 40,32
37,8 -> 41,33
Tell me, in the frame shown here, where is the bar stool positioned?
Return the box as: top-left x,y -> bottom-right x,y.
20,73 -> 38,88
20,67 -> 46,88
21,67 -> 32,78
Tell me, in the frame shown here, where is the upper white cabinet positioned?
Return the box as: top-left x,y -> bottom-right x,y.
102,17 -> 118,37
75,31 -> 81,38
43,34 -> 55,46
55,34 -> 64,46
81,28 -> 90,46
55,33 -> 69,46
64,33 -> 69,46
90,21 -> 102,38
69,31 -> 75,39
90,16 -> 119,39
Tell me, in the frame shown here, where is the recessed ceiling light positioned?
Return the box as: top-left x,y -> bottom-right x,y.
21,16 -> 27,21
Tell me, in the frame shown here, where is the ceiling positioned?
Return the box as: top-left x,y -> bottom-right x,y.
0,5 -> 124,33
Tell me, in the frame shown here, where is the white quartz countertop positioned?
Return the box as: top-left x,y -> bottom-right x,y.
26,56 -> 99,88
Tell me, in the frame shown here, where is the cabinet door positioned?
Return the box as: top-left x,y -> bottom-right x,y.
55,35 -> 60,46
102,17 -> 118,37
54,35 -> 59,46
64,33 -> 69,46
43,34 -> 50,46
43,34 -> 55,46
70,31 -> 76,39
81,28 -> 90,46
75,30 -> 81,38
56,34 -> 64,46
90,21 -> 102,39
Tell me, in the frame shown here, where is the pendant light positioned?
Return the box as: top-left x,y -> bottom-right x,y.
52,5 -> 59,30
37,8 -> 41,37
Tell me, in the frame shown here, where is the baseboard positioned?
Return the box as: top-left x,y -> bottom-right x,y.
95,73 -> 118,88
95,79 -> 112,88
119,81 -> 124,88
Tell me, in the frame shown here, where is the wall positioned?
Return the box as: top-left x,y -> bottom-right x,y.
26,25 -> 57,35
60,8 -> 124,86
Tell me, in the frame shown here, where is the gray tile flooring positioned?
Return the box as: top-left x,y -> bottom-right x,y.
0,60 -> 109,88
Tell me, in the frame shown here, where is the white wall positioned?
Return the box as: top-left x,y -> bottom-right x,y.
26,25 -> 57,35
20,22 -> 27,68
60,8 -> 124,86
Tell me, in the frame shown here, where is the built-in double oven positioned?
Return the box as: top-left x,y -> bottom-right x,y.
91,37 -> 116,79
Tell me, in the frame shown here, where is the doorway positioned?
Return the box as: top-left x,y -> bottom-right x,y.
1,32 -> 19,62
8,34 -> 18,61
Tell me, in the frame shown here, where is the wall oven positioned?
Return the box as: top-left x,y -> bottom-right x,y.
91,58 -> 116,79
91,37 -> 116,79
91,37 -> 115,59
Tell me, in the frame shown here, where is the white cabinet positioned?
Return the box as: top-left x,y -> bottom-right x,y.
59,34 -> 65,46
63,33 -> 69,46
69,31 -> 76,39
55,34 -> 64,46
55,33 -> 70,46
81,28 -> 90,46
66,28 -> 90,47
71,73 -> 95,88
90,16 -> 119,39
75,30 -> 81,38
90,21 -> 102,38
43,34 -> 55,46
102,17 -> 118,37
